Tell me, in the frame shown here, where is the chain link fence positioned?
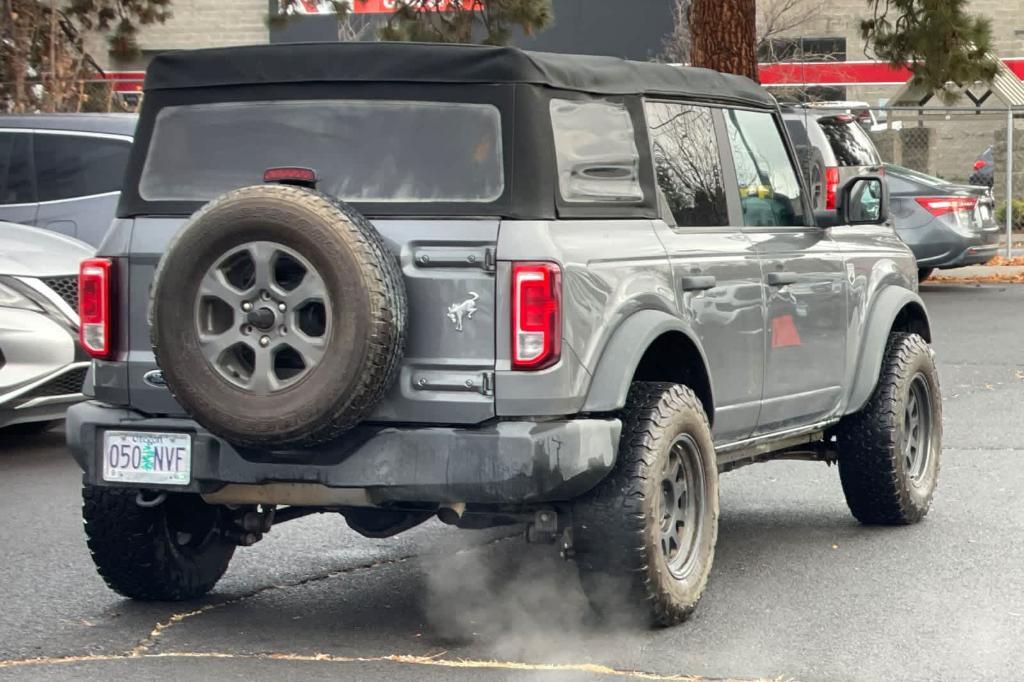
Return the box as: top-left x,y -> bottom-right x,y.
864,108 -> 1001,187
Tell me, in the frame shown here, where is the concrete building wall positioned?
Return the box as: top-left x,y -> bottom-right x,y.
777,1 -> 1023,191
86,0 -> 269,70
792,0 -> 1024,61
88,0 -> 1024,71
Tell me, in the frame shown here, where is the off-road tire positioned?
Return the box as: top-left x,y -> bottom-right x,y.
150,184 -> 407,449
917,267 -> 935,283
837,333 -> 942,524
82,486 -> 235,601
572,382 -> 719,627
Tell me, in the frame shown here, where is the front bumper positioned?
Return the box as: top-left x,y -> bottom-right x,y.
0,303 -> 88,428
66,401 -> 621,506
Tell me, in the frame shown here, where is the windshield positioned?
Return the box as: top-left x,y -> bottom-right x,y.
139,99 -> 504,204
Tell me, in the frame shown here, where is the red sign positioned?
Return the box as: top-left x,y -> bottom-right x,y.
283,0 -> 481,14
759,58 -> 1024,87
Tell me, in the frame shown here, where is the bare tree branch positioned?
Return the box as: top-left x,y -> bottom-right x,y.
757,0 -> 822,45
660,0 -> 690,63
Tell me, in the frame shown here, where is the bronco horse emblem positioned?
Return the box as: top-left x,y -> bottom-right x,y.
446,292 -> 479,332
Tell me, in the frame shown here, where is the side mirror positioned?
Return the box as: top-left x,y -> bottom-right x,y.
836,175 -> 889,226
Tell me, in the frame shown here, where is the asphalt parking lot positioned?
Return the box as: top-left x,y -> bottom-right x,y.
1,282 -> 1022,682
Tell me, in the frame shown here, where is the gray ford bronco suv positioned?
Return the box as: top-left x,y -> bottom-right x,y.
67,42 -> 941,626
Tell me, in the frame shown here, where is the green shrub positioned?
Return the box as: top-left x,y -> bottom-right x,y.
995,200 -> 1024,230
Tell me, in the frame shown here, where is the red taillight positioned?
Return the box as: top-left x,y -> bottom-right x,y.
511,262 -> 561,371
973,160 -> 986,171
824,167 -> 840,210
79,258 -> 114,359
914,196 -> 978,217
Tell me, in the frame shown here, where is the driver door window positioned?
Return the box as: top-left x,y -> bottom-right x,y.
724,109 -> 807,228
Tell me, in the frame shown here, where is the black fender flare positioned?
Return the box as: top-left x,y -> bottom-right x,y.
581,310 -> 714,413
846,286 -> 932,414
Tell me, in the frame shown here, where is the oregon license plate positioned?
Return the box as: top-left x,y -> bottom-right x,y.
102,431 -> 191,486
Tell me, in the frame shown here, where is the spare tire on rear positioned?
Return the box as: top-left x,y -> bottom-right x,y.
794,144 -> 827,211
150,184 -> 406,449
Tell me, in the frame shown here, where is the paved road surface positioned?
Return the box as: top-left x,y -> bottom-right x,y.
1,283 -> 1022,681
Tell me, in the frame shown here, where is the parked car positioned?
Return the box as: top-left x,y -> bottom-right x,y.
782,107 -> 884,213
800,100 -> 903,133
0,221 -> 92,433
66,43 -> 940,627
969,145 -> 995,188
0,113 -> 136,247
885,163 -> 1000,280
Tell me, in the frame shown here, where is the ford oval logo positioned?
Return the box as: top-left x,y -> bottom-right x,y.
143,370 -> 167,387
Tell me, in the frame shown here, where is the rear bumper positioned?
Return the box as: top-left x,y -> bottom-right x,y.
933,242 -> 1000,269
66,401 -> 621,506
908,227 -> 1000,268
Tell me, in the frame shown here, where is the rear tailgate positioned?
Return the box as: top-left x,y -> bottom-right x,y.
124,217 -> 498,425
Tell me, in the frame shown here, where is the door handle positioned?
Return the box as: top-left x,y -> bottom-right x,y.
766,271 -> 799,286
680,275 -> 717,292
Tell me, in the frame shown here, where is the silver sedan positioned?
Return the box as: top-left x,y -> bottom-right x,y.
0,221 -> 92,433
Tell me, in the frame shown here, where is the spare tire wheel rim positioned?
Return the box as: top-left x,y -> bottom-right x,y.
195,240 -> 331,394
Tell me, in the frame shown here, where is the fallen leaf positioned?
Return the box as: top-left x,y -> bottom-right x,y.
929,272 -> 1024,284
987,256 -> 1024,267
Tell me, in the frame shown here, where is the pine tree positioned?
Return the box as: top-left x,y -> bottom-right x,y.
862,0 -> 997,98
686,0 -> 996,94
64,0 -> 173,60
688,0 -> 758,81
379,0 -> 551,45
1,0 -> 166,112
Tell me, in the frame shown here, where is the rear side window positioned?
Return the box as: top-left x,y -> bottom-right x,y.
550,99 -> 643,203
34,133 -> 131,202
139,100 -> 504,204
724,109 -> 806,228
645,101 -> 728,227
783,119 -> 811,147
818,119 -> 880,166
0,132 -> 35,204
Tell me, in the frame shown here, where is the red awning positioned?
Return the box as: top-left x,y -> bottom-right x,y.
760,58 -> 1024,87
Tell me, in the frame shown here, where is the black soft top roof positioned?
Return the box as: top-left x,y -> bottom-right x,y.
143,41 -> 776,108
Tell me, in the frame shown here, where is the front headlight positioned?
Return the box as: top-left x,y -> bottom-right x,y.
0,280 -> 42,312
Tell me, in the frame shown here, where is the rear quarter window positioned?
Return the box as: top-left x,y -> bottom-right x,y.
0,132 -> 34,204
783,119 -> 811,146
818,120 -> 880,166
550,99 -> 643,203
34,133 -> 131,202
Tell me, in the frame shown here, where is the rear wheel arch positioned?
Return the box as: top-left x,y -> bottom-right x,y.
582,311 -> 714,425
847,288 -> 932,414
